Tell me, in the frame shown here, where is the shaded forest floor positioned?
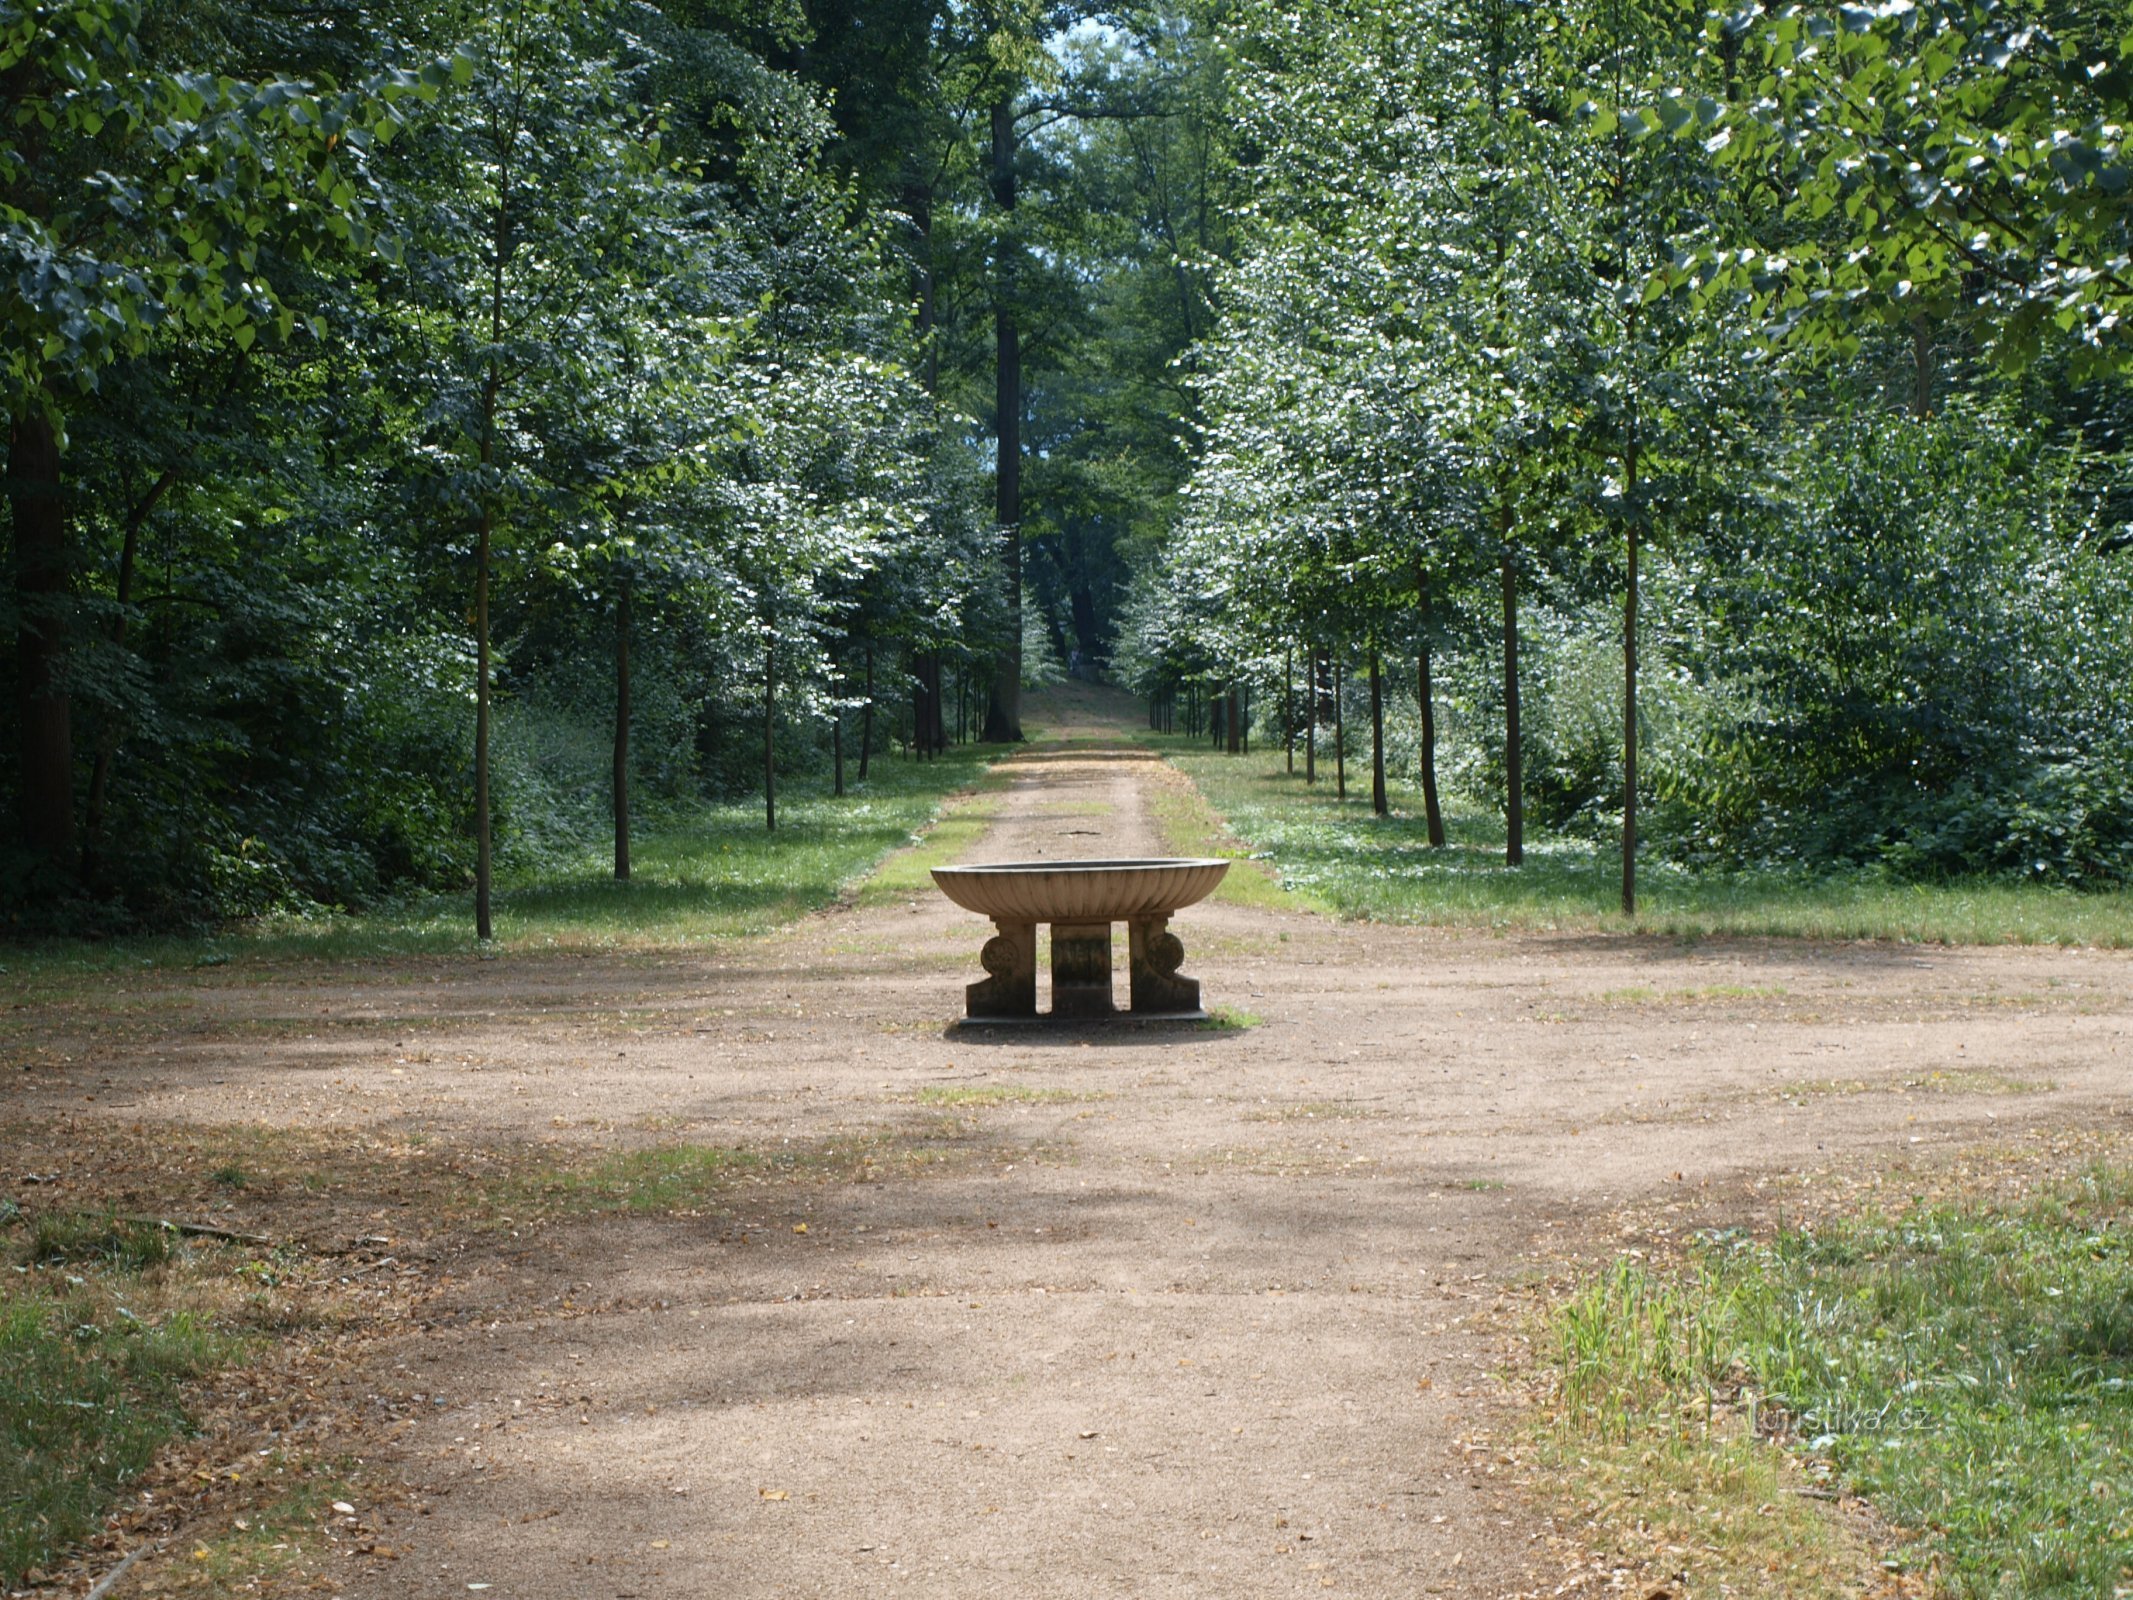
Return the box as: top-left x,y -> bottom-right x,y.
4,684 -> 2130,1598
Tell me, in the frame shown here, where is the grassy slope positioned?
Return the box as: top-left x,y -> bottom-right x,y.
1151,735 -> 2133,947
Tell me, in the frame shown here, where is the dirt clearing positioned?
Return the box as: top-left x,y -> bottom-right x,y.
7,696 -> 2130,1598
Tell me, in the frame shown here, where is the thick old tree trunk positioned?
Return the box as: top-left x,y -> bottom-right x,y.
982,100 -> 1024,743
10,414 -> 75,870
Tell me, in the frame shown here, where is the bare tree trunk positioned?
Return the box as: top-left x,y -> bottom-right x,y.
1417,566 -> 1445,848
763,633 -> 776,832
982,99 -> 1024,743
859,647 -> 874,782
1226,686 -> 1241,754
1622,422 -> 1640,916
1334,655 -> 1347,801
614,580 -> 631,881
11,414 -> 75,871
84,465 -> 180,861
1369,648 -> 1387,815
1284,645 -> 1294,774
475,496 -> 494,939
1500,506 -> 1523,867
1306,649 -> 1318,785
832,660 -> 845,798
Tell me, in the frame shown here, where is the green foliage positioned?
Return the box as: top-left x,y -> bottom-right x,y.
1663,406 -> 2133,884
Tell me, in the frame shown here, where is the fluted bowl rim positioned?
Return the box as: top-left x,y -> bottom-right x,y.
931,858 -> 1230,920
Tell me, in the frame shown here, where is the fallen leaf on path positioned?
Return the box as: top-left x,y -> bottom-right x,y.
760,1489 -> 789,1501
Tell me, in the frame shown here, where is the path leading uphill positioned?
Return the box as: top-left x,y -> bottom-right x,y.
16,688 -> 2131,1597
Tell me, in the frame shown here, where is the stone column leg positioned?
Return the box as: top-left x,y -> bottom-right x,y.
1129,915 -> 1202,1016
1049,921 -> 1116,1017
966,920 -> 1036,1020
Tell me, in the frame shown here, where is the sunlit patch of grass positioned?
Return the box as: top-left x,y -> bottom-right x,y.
1238,1099 -> 1380,1123
1598,983 -> 1789,1005
1138,761 -> 1334,915
1153,739 -> 2133,947
1775,1069 -> 2053,1103
1900,1067 -> 2053,1095
853,757 -> 1017,908
1197,1006 -> 1262,1030
1535,1163 -> 2133,1600
909,1085 -> 1109,1107
490,1130 -> 978,1221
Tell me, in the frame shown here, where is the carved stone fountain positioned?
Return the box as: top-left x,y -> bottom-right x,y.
931,858 -> 1230,1023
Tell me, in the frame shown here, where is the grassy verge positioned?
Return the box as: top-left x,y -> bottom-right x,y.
1,744 -> 1005,988
1536,1165 -> 2133,1599
0,1210 -> 248,1587
1152,739 -> 2133,946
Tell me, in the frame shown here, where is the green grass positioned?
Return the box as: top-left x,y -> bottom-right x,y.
0,746 -> 1003,988
1542,1166 -> 2133,1599
1,1217 -> 245,1586
910,1085 -> 1107,1107
1153,738 -> 2133,946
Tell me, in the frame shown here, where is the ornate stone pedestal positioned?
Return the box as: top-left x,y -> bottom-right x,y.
931,858 -> 1230,1025
1050,922 -> 1116,1017
1128,915 -> 1200,1015
965,920 -> 1037,1020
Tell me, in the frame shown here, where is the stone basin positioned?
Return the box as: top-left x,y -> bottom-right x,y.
931,858 -> 1229,923
931,857 -> 1230,1022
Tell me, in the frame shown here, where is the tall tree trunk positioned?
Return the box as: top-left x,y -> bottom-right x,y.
833,679 -> 845,799
859,648 -> 874,782
475,494 -> 494,939
1306,649 -> 1318,785
1226,686 -> 1241,754
763,633 -> 776,832
1333,654 -> 1346,801
1284,645 -> 1294,774
84,465 -> 179,860
1622,422 -> 1640,916
1417,566 -> 1445,848
1369,648 -> 1387,816
10,414 -> 75,870
614,580 -> 632,881
1500,503 -> 1523,867
982,99 -> 1024,743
